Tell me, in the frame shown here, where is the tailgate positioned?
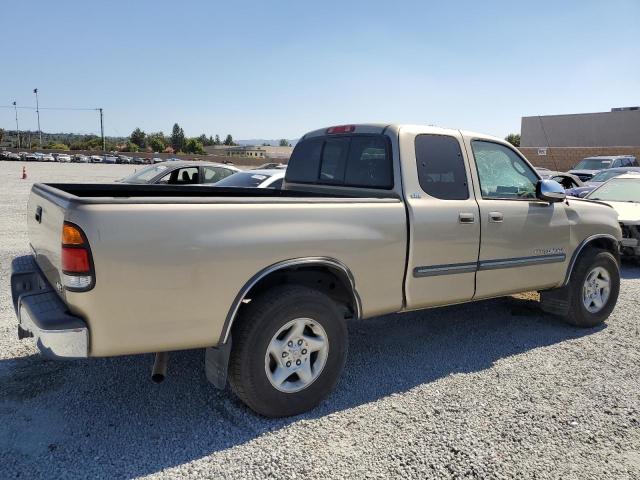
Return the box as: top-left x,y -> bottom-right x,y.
27,186 -> 68,294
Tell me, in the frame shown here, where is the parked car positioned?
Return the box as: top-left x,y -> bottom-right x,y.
90,155 -> 103,163
254,162 -> 288,170
117,155 -> 133,164
57,154 -> 72,163
534,167 -> 557,179
74,154 -> 90,163
211,169 -> 286,189
12,123 -> 622,417
549,172 -> 583,190
586,172 -> 640,259
132,156 -> 150,164
119,161 -> 240,185
18,152 -> 29,159
566,167 -> 640,198
568,155 -> 638,181
151,157 -> 163,164
103,154 -> 118,164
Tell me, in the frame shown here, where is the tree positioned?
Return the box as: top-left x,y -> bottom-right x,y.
214,134 -> 221,145
171,123 -> 186,152
223,134 -> 235,146
47,142 -> 70,150
279,139 -> 290,147
505,133 -> 521,147
184,138 -> 205,154
130,128 -> 146,149
147,132 -> 167,152
0,128 -> 4,144
126,141 -> 140,152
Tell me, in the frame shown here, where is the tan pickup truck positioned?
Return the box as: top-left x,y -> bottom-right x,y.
11,124 -> 622,417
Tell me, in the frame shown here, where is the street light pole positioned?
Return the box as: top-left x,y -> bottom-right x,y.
99,108 -> 105,152
33,88 -> 42,147
12,101 -> 21,149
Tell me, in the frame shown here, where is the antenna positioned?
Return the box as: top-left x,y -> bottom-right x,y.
537,116 -> 559,172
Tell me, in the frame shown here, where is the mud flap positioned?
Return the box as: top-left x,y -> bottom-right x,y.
205,338 -> 232,389
540,286 -> 571,317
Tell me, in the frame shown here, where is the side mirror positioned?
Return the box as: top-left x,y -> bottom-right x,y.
536,179 -> 566,203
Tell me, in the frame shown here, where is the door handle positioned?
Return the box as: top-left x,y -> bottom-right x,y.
489,211 -> 503,223
458,212 -> 475,224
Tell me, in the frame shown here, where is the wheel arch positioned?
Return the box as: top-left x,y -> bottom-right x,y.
562,234 -> 620,287
219,257 -> 362,345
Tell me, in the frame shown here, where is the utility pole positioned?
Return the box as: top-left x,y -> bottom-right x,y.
33,88 -> 42,147
99,108 -> 105,152
12,101 -> 20,148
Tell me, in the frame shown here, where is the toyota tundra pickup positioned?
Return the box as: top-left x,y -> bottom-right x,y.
11,124 -> 622,417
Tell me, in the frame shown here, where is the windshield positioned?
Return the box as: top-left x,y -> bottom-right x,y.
214,172 -> 271,187
590,170 -> 624,183
574,158 -> 612,170
588,178 -> 640,203
122,165 -> 169,183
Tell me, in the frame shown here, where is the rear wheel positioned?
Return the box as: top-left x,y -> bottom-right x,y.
228,285 -> 348,417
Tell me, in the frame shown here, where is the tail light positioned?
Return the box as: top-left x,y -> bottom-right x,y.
326,125 -> 355,134
61,222 -> 95,291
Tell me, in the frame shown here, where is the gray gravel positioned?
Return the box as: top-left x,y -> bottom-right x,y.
1,160 -> 639,479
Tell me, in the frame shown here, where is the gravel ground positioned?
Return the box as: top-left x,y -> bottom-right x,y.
0,160 -> 639,479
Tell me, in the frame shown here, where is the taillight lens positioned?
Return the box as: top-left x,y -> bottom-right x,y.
62,247 -> 90,273
61,222 -> 94,291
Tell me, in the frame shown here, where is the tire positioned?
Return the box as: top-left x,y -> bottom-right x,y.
228,285 -> 348,417
563,248 -> 620,327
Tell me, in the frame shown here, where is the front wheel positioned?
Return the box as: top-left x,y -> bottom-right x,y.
564,248 -> 620,327
228,285 -> 348,417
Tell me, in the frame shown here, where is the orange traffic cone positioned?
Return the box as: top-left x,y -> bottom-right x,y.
22,166 -> 27,180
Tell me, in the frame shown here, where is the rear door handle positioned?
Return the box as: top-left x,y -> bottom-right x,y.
489,211 -> 503,223
35,206 -> 42,223
458,212 -> 475,224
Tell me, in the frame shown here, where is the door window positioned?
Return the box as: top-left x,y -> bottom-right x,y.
415,134 -> 469,200
157,167 -> 199,184
471,141 -> 538,199
203,166 -> 233,183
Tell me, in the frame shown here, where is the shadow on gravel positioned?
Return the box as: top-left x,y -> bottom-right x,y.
0,294 -> 604,478
620,259 -> 640,279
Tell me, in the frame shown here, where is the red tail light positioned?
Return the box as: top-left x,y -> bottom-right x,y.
62,248 -> 90,273
61,222 -> 94,291
326,125 -> 355,134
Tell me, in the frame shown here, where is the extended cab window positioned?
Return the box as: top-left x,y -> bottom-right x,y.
415,134 -> 469,200
286,135 -> 393,189
472,141 -> 538,199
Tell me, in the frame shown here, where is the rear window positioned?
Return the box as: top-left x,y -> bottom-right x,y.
286,135 -> 393,189
215,172 -> 271,188
415,134 -> 469,200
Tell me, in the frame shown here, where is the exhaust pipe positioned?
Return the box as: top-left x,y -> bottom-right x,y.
151,352 -> 168,383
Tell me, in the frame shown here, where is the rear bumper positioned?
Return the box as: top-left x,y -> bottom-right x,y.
11,255 -> 89,359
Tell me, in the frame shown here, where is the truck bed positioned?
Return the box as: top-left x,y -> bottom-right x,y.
27,182 -> 408,356
36,183 -> 399,204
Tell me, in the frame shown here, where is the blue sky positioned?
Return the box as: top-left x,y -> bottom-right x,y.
1,0 -> 638,140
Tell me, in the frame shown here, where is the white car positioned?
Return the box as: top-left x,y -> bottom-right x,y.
586,172 -> 640,259
211,169 -> 286,189
57,154 -> 72,163
90,155 -> 103,163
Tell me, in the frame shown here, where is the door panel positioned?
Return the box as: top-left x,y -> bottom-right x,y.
474,200 -> 570,297
466,138 -> 570,297
401,128 -> 481,309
